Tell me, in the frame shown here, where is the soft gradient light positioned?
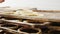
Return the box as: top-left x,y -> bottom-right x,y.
0,0 -> 60,10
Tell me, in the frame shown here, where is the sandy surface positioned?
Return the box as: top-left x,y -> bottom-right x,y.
39,12 -> 60,19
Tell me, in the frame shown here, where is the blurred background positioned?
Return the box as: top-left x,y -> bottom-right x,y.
0,0 -> 60,10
